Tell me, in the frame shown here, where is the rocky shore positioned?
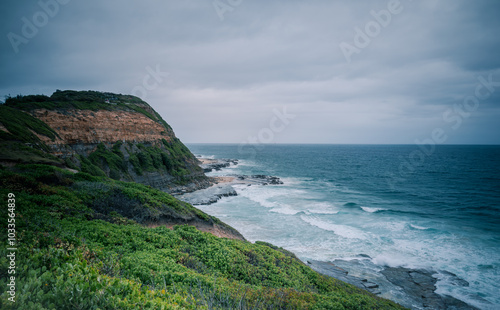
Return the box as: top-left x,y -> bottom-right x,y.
307,259 -> 479,310
176,174 -> 284,205
174,158 -> 284,205
198,157 -> 239,173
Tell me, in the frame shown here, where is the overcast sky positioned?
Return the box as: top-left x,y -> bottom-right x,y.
1,0 -> 499,144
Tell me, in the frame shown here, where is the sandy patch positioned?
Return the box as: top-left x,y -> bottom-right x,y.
213,176 -> 236,184
198,158 -> 217,164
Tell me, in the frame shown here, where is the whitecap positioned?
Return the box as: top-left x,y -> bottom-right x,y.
306,202 -> 340,215
307,210 -> 340,215
361,206 -> 388,213
198,154 -> 215,159
409,224 -> 429,230
270,207 -> 301,215
372,253 -> 420,269
300,216 -> 368,240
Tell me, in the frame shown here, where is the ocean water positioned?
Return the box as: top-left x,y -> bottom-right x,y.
186,144 -> 500,309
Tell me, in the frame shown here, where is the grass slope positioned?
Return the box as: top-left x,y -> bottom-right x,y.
0,165 -> 406,309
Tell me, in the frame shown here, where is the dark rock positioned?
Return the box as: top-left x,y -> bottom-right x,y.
176,184 -> 237,206
381,267 -> 478,310
249,175 -> 283,185
307,260 -> 381,295
439,270 -> 470,287
363,281 -> 379,289
309,258 -> 479,310
201,159 -> 238,173
357,254 -> 372,258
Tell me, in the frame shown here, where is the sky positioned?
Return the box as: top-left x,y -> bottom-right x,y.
0,0 -> 499,144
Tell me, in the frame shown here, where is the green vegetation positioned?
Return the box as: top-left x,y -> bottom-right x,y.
0,105 -> 59,148
0,165 -> 405,309
81,141 -> 200,185
0,141 -> 61,165
0,105 -> 63,165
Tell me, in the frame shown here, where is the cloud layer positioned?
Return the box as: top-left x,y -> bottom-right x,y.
1,0 -> 499,144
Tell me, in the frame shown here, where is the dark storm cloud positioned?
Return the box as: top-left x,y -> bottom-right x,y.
0,0 -> 499,143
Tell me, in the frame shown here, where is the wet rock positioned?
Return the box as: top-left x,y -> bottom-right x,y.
439,270 -> 470,287
176,184 -> 237,205
381,267 -> 478,310
251,175 -> 284,185
307,260 -> 381,295
201,159 -> 238,172
309,258 -> 479,310
357,254 -> 371,258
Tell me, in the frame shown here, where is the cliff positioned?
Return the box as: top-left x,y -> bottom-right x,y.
0,90 -> 209,193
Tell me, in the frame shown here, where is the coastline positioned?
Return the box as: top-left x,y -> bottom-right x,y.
176,156 -> 483,310
175,158 -> 283,205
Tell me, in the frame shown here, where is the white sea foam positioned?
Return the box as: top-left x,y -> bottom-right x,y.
300,215 -> 368,240
270,207 -> 301,215
198,154 -> 215,159
236,187 -> 279,209
371,251 -> 432,271
236,185 -> 309,209
361,206 -> 388,213
278,177 -> 309,187
307,204 -> 340,215
409,224 -> 429,230
307,209 -> 340,215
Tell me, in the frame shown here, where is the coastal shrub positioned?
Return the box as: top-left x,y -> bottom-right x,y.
78,155 -> 106,177
0,141 -> 61,164
88,143 -> 127,173
112,140 -> 124,158
128,154 -> 143,175
0,105 -> 58,149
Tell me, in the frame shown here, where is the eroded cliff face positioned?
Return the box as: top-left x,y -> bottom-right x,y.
31,109 -> 172,156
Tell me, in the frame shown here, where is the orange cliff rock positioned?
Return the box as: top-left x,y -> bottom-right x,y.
31,109 -> 173,156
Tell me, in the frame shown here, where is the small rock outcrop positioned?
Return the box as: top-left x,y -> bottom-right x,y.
200,158 -> 238,173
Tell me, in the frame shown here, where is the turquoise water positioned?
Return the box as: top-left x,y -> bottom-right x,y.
186,144 -> 500,309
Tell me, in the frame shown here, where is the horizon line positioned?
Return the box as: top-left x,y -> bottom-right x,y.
184,142 -> 500,146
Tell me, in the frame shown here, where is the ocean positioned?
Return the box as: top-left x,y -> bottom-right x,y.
186,144 -> 500,309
